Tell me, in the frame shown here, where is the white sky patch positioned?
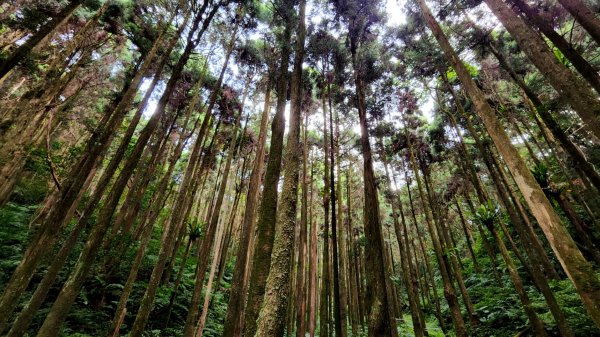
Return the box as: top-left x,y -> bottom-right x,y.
352,122 -> 362,136
140,78 -> 165,119
143,98 -> 158,118
386,0 -> 407,26
306,1 -> 322,25
284,102 -> 291,135
421,95 -> 435,123
139,77 -> 152,92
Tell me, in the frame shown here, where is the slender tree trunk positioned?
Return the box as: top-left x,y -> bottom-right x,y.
0,47 -> 92,206
296,112 -> 309,337
105,126 -> 189,336
182,33 -> 243,336
484,218 -> 548,336
164,236 -> 195,325
127,6 -> 225,335
433,203 -> 477,326
335,110 -> 349,337
422,155 -> 477,326
454,199 -> 479,272
345,170 -> 359,335
381,154 -> 425,337
194,209 -> 227,337
404,166 -> 446,333
216,175 -> 243,284
222,78 -> 272,337
35,92 -> 172,337
320,89 -> 331,337
406,134 -> 467,337
327,86 -> 344,337
0,11 -> 185,323
309,163 -> 318,337
484,148 -> 575,337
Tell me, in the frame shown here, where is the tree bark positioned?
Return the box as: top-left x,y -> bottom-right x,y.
127,6 -> 225,335
253,1 -> 305,333
484,218 -> 548,337
406,133 -> 467,337
243,9 -> 292,335
35,87 -> 172,337
308,163 -> 318,337
0,11 -> 186,324
328,84 -> 344,337
349,31 -> 396,337
320,90 -> 331,337
181,27 -> 242,337
296,111 -> 309,337
380,152 -> 425,337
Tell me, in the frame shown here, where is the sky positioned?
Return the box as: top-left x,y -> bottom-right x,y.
386,0 -> 408,27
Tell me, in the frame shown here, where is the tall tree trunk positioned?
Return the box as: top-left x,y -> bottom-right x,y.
380,152 -> 425,337
0,10 -> 187,323
404,165 -> 446,333
434,205 -> 477,326
406,134 -> 467,337
108,112 -> 192,336
422,154 -> 477,326
127,6 -> 225,335
345,170 -> 359,335
417,0 -> 600,326
335,110 -> 349,337
328,85 -> 345,337
194,208 -> 227,337
320,89 -> 331,337
296,112 -> 309,337
243,9 -> 293,335
35,88 -> 174,337
164,236 -> 195,326
484,147 -> 575,337
9,112 -> 180,337
483,217 -> 548,336
454,198 -> 480,272
222,77 -> 272,337
349,31 -> 396,337
253,1 -> 305,333
308,162 -> 318,337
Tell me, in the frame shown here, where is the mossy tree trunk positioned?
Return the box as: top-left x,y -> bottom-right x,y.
253,1 -> 305,334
